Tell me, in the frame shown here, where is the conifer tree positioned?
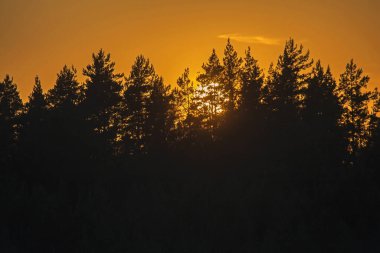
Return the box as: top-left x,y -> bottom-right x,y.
26,76 -> 47,116
338,59 -> 377,155
82,49 -> 123,147
46,65 -> 89,163
0,75 -> 23,162
145,77 -> 174,154
175,68 -> 194,123
48,65 -> 81,109
195,49 -> 224,136
303,61 -> 344,164
366,91 -> 380,172
123,55 -> 157,154
222,39 -> 242,112
264,38 -> 313,120
19,76 -> 49,161
240,47 -> 264,113
220,47 -> 263,158
304,61 -> 341,125
172,68 -> 200,143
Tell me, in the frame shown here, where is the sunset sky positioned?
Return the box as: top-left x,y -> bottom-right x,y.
1,0 -> 379,101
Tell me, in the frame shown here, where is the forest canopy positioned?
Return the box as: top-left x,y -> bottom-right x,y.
1,38 -> 380,252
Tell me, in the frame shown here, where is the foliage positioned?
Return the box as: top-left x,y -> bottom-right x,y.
1,39 -> 380,252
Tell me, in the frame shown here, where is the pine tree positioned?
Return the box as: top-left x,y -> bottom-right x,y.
303,61 -> 344,165
19,76 -> 49,162
304,61 -> 341,125
264,38 -> 313,120
222,39 -> 242,112
46,65 -> 90,164
48,65 -> 81,109
366,91 -> 380,173
219,47 -> 264,160
82,49 -> 123,147
338,59 -> 377,156
195,49 -> 224,136
261,39 -> 313,170
26,76 -> 48,116
123,55 -> 157,155
0,75 -> 23,162
145,77 -> 174,154
176,68 -> 194,123
122,55 -> 174,155
240,47 -> 264,113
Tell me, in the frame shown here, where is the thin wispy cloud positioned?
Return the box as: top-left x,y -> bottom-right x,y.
218,34 -> 281,46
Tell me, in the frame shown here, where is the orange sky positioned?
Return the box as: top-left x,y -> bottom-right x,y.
1,0 -> 379,101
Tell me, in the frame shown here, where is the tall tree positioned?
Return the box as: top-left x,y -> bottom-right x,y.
48,65 -> 81,109
239,47 -> 264,113
264,38 -> 313,120
260,39 -> 313,170
19,76 -> 49,163
171,68 -> 193,143
304,61 -> 342,126
123,55 -> 157,155
338,59 -> 377,156
145,77 -> 174,154
175,68 -> 194,124
219,47 -> 264,161
82,49 -> 123,148
26,76 -> 48,117
0,75 -> 23,162
195,49 -> 224,136
365,91 -> 380,176
303,61 -> 345,165
222,39 -> 242,112
46,65 -> 89,164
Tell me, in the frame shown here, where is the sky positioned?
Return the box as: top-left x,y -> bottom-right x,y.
1,0 -> 379,101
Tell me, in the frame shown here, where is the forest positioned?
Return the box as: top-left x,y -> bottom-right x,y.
1,38 -> 380,252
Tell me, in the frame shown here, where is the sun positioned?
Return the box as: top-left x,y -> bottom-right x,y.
195,82 -> 225,115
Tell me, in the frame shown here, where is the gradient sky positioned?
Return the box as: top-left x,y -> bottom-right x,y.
1,0 -> 379,101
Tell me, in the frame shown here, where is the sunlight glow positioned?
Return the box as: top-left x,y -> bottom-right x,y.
195,82 -> 225,115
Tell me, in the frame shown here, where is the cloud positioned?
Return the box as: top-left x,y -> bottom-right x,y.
218,34 -> 281,46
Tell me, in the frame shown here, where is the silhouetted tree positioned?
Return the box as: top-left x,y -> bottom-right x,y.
222,39 -> 242,112
338,59 -> 377,158
239,47 -> 264,113
303,61 -> 345,178
365,92 -> 380,179
195,49 -> 224,137
145,77 -> 174,154
218,47 -> 264,160
26,76 -> 47,115
173,68 -> 199,143
82,49 -> 123,151
259,39 -> 314,181
264,38 -> 313,121
304,61 -> 341,123
172,68 -> 211,152
122,55 -> 157,155
175,68 -> 194,125
0,75 -> 23,163
45,65 -> 91,167
18,76 -> 49,167
48,65 -> 81,108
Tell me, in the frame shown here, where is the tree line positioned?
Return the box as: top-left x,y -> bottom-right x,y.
1,38 -> 380,252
